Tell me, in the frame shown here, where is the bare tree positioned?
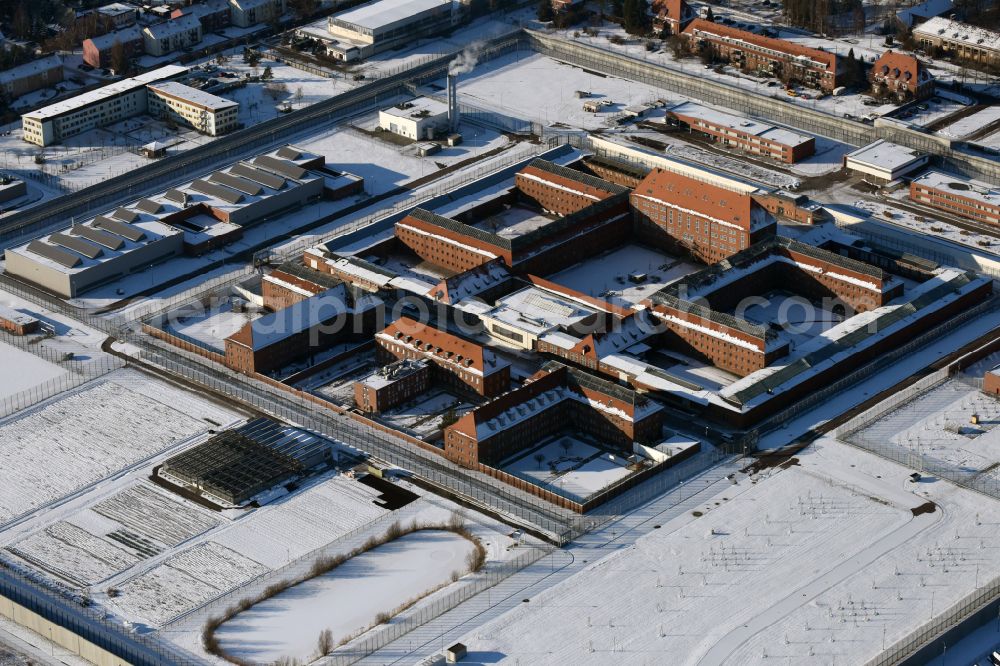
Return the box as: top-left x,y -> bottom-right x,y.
317,628 -> 334,656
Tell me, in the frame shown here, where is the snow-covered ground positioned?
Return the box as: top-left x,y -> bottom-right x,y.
460,437 -> 1000,665
0,341 -> 67,400
975,128 -> 1000,150
849,377 -> 1000,483
503,436 -> 633,503
547,243 -> 698,309
378,389 -> 473,441
163,301 -> 259,351
0,368 -> 241,527
215,529 -> 476,662
859,197 -> 999,257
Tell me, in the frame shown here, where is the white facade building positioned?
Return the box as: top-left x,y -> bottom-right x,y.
228,0 -> 286,28
146,81 -> 239,135
378,97 -> 450,140
844,140 -> 929,183
21,65 -> 188,146
142,14 -> 203,57
322,0 -> 457,61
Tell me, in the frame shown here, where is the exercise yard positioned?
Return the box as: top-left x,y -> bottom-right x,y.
0,340 -> 67,401
738,290 -> 845,350
502,435 -> 633,503
214,529 -> 477,662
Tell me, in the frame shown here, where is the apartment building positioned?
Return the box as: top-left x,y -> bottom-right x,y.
229,0 -> 286,28
146,81 -> 239,135
870,50 -> 934,100
0,55 -> 63,102
142,14 -> 203,57
82,26 -> 143,69
682,19 -> 841,91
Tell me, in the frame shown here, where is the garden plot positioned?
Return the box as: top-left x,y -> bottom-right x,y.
547,244 -> 698,309
0,341 -> 67,400
210,474 -> 388,568
112,542 -> 268,627
0,369 -> 241,525
503,436 -> 633,503
465,440 -> 918,665
849,378 -> 1000,478
7,521 -> 140,587
93,483 -> 222,548
215,530 -> 477,663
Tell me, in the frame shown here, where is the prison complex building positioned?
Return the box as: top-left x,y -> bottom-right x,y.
158,418 -> 332,506
322,0 -> 457,61
913,17 -> 1000,70
375,317 -> 511,397
630,168 -> 777,264
514,159 -> 630,215
665,102 -> 815,164
353,358 -> 431,413
909,170 -> 1000,227
645,237 -> 902,377
985,365 -> 1000,396
870,50 -> 934,100
443,361 -> 664,468
682,19 -> 841,92
0,56 -> 63,103
262,261 -> 348,311
0,305 -> 40,336
224,285 -> 378,374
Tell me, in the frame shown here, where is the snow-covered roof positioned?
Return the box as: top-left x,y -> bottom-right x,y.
143,14 -> 201,40
380,96 -> 449,120
24,64 -> 187,121
233,286 -> 350,350
913,17 -> 1000,54
86,26 -> 142,51
97,3 -> 137,16
147,81 -> 238,110
896,0 -> 953,27
487,286 -> 600,337
0,304 -> 38,327
0,55 -> 62,85
668,102 -> 813,148
911,170 -> 999,208
330,0 -> 451,32
845,140 -> 926,172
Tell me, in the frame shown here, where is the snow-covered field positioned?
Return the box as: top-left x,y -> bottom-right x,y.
215,530 -> 477,662
503,436 -> 633,503
0,341 -> 67,400
547,244 -> 697,308
0,369 -> 240,526
462,437 -> 1000,664
850,377 -> 1000,482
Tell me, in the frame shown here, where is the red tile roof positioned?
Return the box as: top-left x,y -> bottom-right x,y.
631,168 -> 757,230
683,19 -> 838,70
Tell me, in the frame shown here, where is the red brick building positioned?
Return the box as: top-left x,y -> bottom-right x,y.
225,285 -> 377,374
985,366 -> 1000,397
443,362 -> 663,468
630,168 -> 777,264
353,359 -> 431,413
262,261 -> 347,311
871,50 -> 934,100
0,305 -> 40,336
394,161 -> 631,277
909,171 -> 1000,228
83,27 -> 143,69
683,19 -> 841,91
375,317 -> 511,397
666,101 -> 816,164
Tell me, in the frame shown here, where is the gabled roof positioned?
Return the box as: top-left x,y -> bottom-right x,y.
683,19 -> 838,70
631,167 -> 760,231
377,316 -> 509,376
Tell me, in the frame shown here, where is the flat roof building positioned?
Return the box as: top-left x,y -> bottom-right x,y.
146,81 -> 239,136
323,0 -> 457,61
21,64 -> 189,146
910,170 -> 1000,227
665,101 -> 815,163
378,97 -> 450,141
96,3 -> 139,28
844,140 -> 930,183
913,17 -> 1000,68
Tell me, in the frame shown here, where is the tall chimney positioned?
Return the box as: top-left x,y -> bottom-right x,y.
447,73 -> 459,134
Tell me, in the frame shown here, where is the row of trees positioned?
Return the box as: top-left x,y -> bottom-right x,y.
783,0 -> 865,35
537,0 -> 648,34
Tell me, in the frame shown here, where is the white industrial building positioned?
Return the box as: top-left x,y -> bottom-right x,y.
142,14 -> 203,57
21,65 -> 189,146
4,146 -> 334,297
147,81 -> 239,135
378,97 -> 450,140
844,140 -> 930,184
320,0 -> 458,61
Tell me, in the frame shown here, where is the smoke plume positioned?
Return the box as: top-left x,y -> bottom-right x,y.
448,42 -> 482,76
